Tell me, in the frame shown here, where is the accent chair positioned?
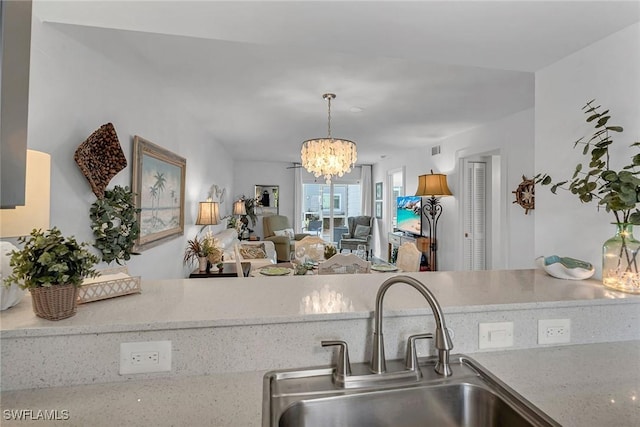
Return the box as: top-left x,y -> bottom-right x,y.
396,242 -> 421,272
318,253 -> 371,275
303,219 -> 322,236
263,215 -> 310,262
295,236 -> 326,263
339,216 -> 373,259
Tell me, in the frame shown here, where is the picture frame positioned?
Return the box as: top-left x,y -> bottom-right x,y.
375,201 -> 383,219
255,184 -> 279,215
375,182 -> 383,200
132,136 -> 186,251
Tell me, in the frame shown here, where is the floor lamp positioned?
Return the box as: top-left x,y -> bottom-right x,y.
415,171 -> 452,271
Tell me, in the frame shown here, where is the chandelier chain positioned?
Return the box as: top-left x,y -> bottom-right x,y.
327,95 -> 332,138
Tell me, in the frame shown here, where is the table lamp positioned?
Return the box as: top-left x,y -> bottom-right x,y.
0,150 -> 51,310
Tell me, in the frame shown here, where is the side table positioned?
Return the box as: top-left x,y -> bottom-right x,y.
189,262 -> 251,278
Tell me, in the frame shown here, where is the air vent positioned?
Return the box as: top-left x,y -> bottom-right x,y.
431,145 -> 441,156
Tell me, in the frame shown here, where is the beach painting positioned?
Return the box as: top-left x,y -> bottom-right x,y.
396,196 -> 422,235
132,136 -> 186,250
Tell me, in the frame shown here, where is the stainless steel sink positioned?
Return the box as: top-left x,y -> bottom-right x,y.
264,277 -> 560,426
264,355 -> 561,427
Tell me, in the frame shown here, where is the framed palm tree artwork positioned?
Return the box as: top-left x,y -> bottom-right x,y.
132,136 -> 186,250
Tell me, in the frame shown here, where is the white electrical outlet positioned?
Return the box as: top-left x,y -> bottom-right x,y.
120,341 -> 171,375
538,319 -> 571,344
131,351 -> 159,365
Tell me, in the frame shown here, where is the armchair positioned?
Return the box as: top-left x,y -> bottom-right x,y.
263,215 -> 310,262
339,216 -> 373,259
303,219 -> 323,236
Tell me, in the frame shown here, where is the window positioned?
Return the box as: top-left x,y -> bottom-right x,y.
302,182 -> 362,243
322,193 -> 342,212
388,168 -> 405,231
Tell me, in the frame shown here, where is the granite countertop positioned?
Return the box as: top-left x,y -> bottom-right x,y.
1,269 -> 635,337
2,341 -> 638,426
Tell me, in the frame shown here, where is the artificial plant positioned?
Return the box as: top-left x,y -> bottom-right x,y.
536,99 -> 640,224
89,185 -> 140,264
4,228 -> 99,289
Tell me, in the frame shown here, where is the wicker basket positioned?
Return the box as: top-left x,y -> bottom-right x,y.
29,284 -> 79,321
78,266 -> 141,304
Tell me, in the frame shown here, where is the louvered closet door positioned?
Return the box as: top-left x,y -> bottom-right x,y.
463,161 -> 486,270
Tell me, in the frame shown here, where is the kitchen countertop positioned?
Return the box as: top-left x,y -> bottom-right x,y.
1,269 -> 636,338
2,269 -> 639,424
2,340 -> 638,426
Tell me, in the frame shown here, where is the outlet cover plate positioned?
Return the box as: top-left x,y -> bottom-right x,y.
538,319 -> 571,345
120,341 -> 172,375
479,322 -> 514,349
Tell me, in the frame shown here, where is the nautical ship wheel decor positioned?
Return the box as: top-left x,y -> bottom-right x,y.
512,175 -> 535,214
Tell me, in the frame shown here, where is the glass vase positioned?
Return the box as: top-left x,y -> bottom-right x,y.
602,223 -> 640,294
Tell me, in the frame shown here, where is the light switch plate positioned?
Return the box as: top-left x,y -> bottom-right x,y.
479,322 -> 514,349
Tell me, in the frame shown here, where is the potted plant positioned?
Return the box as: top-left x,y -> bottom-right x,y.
207,237 -> 224,271
537,100 -> 640,293
184,235 -> 213,272
324,244 -> 337,260
3,228 -> 100,320
243,197 -> 258,227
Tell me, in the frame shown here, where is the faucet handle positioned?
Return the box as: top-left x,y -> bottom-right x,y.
321,340 -> 352,377
404,333 -> 433,371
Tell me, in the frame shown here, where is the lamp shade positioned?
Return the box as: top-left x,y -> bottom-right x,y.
233,200 -> 246,216
415,173 -> 453,197
195,200 -> 219,225
0,150 -> 51,237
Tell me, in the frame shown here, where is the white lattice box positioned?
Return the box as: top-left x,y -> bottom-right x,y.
78,266 -> 141,304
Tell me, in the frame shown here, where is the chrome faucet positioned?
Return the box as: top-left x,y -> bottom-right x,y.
371,275 -> 453,376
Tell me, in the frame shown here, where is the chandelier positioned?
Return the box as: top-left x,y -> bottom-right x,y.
301,93 -> 357,184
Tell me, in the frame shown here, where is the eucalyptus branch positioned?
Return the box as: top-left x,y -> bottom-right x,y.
535,100 -> 640,225
90,186 -> 141,264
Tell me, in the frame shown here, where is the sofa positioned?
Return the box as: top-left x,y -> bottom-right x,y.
212,229 -> 277,268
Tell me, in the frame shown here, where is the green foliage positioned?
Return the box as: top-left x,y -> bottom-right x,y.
4,228 -> 99,289
183,235 -> 216,266
90,186 -> 140,264
536,100 -> 640,225
242,197 -> 258,227
324,244 -> 337,260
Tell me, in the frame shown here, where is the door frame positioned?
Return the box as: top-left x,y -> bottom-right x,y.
457,148 -> 507,270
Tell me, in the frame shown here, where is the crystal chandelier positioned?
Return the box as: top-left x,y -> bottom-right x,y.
301,93 -> 357,184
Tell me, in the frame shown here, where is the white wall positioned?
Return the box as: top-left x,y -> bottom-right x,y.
27,15 -> 235,279
535,23 -> 640,278
373,108 -> 535,271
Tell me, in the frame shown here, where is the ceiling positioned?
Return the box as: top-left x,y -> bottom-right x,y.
38,1 -> 640,165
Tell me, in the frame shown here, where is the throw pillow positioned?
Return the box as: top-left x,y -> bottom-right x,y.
274,228 -> 295,239
354,224 -> 371,239
239,244 -> 267,259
